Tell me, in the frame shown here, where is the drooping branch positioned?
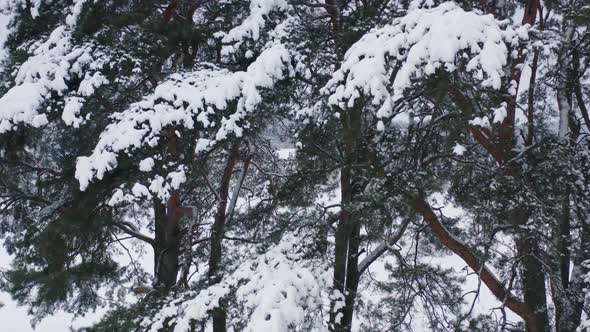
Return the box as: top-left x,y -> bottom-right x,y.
17,161 -> 63,177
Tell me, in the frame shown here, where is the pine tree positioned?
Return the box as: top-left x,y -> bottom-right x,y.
0,0 -> 589,331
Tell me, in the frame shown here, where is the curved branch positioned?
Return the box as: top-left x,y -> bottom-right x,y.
409,194 -> 539,332
357,218 -> 411,276
112,222 -> 155,246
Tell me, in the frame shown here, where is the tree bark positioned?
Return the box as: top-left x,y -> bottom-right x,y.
153,196 -> 182,290
330,108 -> 363,332
557,23 -> 575,141
330,172 -> 362,332
553,190 -> 572,332
517,238 -> 548,332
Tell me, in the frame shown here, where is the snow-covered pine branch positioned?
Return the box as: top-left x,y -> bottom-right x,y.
142,232 -> 328,332
0,0 -> 115,132
216,0 -> 290,56
75,44 -> 294,197
322,2 -> 529,121
0,28 -> 111,131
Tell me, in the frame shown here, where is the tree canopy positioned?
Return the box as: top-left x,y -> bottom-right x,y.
0,0 -> 589,331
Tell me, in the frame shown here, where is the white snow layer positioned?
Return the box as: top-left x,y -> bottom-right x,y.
322,2 -> 529,118
217,0 -> 289,56
0,0 -> 106,132
143,232 -> 328,332
75,44 -> 293,192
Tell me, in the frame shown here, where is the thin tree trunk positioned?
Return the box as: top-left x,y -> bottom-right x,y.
557,24 -> 575,140
342,221 -> 361,329
226,158 -> 250,226
508,2 -> 547,326
526,50 -> 540,146
552,19 -> 580,331
153,198 -> 166,284
209,142 -> 241,332
553,190 -> 573,332
455,1 -> 547,327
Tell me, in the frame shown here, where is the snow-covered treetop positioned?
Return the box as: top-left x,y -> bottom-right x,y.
75,44 -> 294,193
0,0 -> 297,198
322,2 -> 530,119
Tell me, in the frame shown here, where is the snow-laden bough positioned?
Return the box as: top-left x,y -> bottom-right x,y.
75,44 -> 294,195
322,2 -> 530,120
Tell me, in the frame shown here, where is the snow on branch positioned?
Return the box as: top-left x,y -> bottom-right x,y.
2,0 -> 88,21
75,44 -> 293,192
142,232 -> 328,331
322,2 -> 529,118
0,24 -> 110,132
216,0 -> 290,55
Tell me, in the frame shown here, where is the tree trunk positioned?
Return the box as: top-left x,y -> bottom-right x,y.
517,237 -> 548,332
557,23 -> 575,141
552,190 -> 572,332
568,218 -> 590,329
153,196 -> 182,290
507,206 -> 548,332
342,220 -> 361,329
330,108 -> 363,332
331,172 -> 362,332
208,142 -> 241,332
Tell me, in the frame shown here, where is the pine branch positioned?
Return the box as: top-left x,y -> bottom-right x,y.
410,194 -> 540,332
357,218 -> 410,276
112,222 -> 155,246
